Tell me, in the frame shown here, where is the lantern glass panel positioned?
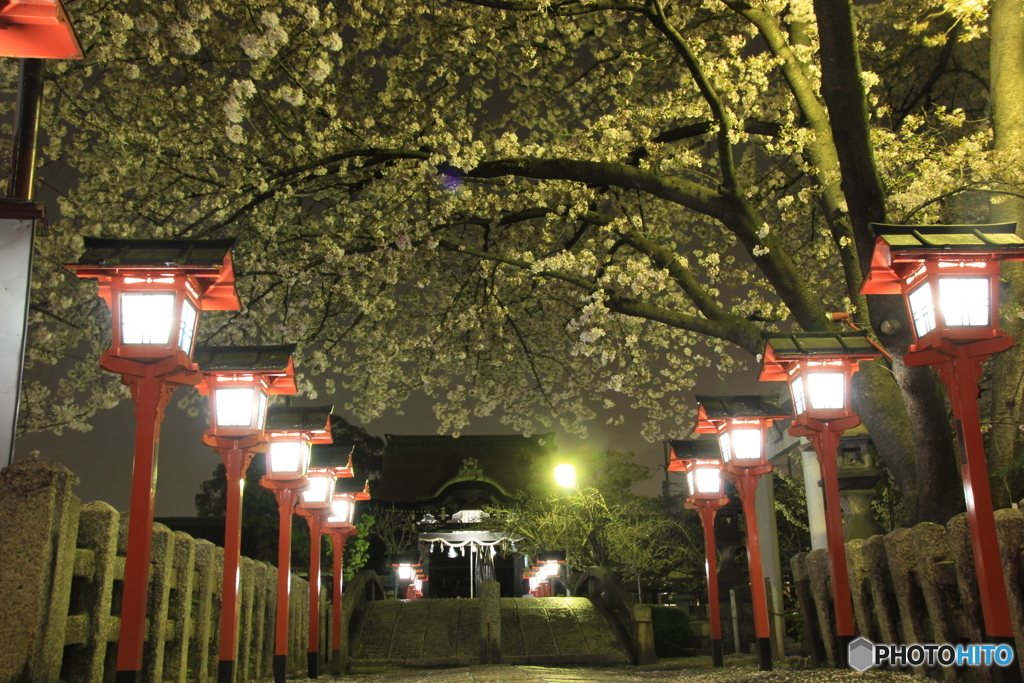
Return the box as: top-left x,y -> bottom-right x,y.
214,387 -> 256,427
255,393 -> 268,430
790,378 -> 806,415
120,293 -> 175,344
397,565 -> 413,580
302,476 -> 334,504
693,466 -> 722,494
545,561 -> 560,577
908,282 -> 936,337
938,276 -> 990,327
553,463 -> 576,488
807,372 -> 845,411
686,470 -> 696,496
718,433 -> 732,462
731,428 -> 762,460
178,300 -> 198,353
328,499 -> 354,524
268,441 -> 310,475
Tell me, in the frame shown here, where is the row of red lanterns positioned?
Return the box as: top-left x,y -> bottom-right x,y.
671,222 -> 1024,675
64,237 -> 369,683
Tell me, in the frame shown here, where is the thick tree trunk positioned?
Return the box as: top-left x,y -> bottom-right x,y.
813,0 -> 965,524
987,0 -> 1024,508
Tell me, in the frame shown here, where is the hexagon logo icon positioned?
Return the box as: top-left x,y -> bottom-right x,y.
848,637 -> 875,672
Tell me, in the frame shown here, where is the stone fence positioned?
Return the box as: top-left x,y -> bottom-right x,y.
793,508 -> 1024,680
0,458 -> 321,683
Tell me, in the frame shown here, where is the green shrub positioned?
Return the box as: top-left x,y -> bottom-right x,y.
647,605 -> 694,658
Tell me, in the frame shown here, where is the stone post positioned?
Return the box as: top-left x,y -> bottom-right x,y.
907,523 -> 960,682
237,556 -> 256,681
141,522 -> 175,683
161,531 -> 195,683
63,502 -> 119,683
790,553 -> 826,668
0,458 -> 81,683
805,549 -> 838,666
994,509 -> 1024,680
884,527 -> 932,677
631,604 -> 657,665
858,535 -> 902,646
478,579 -> 501,663
844,538 -> 879,642
186,540 -> 218,683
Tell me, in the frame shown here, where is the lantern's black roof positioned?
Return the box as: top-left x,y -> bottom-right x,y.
75,237 -> 237,266
335,477 -> 368,494
265,405 -> 333,431
764,331 -> 876,357
193,344 -> 295,371
695,394 -> 789,419
869,223 -> 1024,251
668,439 -> 721,459
536,550 -> 566,563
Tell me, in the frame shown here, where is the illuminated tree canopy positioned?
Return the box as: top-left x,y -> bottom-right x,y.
6,0 -> 1024,524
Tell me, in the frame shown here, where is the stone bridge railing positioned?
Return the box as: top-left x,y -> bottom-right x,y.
573,566 -> 656,665
0,458 -> 322,683
793,508 -> 1024,680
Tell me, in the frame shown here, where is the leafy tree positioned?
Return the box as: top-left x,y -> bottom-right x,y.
12,0 -> 1024,523
490,450 -> 702,582
366,503 -> 421,567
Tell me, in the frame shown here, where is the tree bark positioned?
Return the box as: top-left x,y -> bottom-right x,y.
987,0 -> 1024,508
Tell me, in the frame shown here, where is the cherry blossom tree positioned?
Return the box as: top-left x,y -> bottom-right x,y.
5,0 -> 1021,523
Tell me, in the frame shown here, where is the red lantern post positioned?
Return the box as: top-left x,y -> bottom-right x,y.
862,222 -> 1024,678
669,444 -> 727,667
295,463 -> 354,679
323,482 -> 370,674
66,238 -> 240,683
260,405 -> 333,683
759,331 -> 881,666
695,395 -> 789,671
194,345 -> 297,683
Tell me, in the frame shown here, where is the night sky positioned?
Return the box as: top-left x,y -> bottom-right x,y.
11,372 -> 763,517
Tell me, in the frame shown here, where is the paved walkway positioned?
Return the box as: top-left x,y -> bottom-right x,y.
278,661 -> 926,683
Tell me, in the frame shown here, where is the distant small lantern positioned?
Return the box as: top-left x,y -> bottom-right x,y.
392,553 -> 421,581
195,345 -> 297,442
683,459 -> 724,499
861,223 -> 1024,352
259,404 -> 333,683
0,0 -> 84,59
694,395 -> 787,672
695,396 -> 786,470
263,405 -> 333,481
298,463 -> 356,511
668,441 -> 726,668
554,463 -> 576,488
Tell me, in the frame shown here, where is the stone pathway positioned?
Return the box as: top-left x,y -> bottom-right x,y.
275,662 -> 928,683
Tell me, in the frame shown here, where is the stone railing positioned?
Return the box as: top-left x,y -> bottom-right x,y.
574,566 -> 656,665
793,509 -> 1024,680
0,458 -> 319,683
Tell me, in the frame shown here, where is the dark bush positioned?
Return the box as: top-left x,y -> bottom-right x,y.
647,605 -> 696,658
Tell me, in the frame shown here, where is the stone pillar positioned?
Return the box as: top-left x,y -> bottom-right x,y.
478,579 -> 501,663
844,538 -> 879,642
946,514 -> 990,683
237,556 -> 256,681
63,502 -> 119,683
250,562 -> 271,679
994,509 -> 1024,681
186,540 -> 218,683
858,536 -> 902,645
884,527 -> 932,677
805,549 -> 838,667
141,523 -> 175,683
631,604 -> 657,665
754,472 -> 786,661
261,566 -> 277,678
161,531 -> 196,683
0,458 -> 81,683
800,447 -> 828,551
790,553 -> 826,668
907,523 -> 960,682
